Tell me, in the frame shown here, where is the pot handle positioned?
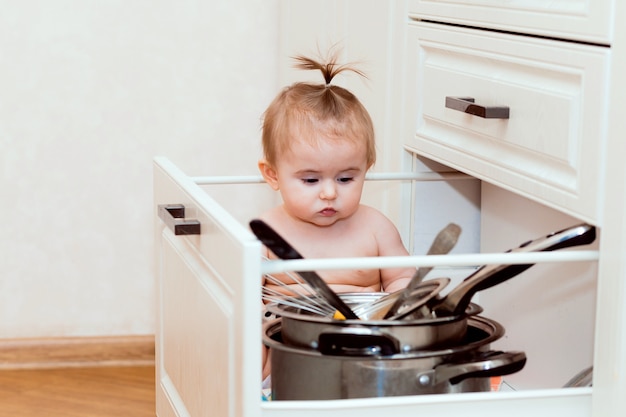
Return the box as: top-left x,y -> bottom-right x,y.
416,351 -> 527,387
318,331 -> 401,357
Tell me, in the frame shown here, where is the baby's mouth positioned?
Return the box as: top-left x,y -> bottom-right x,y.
320,207 -> 337,216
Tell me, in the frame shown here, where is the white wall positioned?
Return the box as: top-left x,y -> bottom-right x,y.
0,0 -> 279,338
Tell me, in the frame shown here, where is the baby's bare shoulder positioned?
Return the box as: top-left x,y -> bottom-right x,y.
356,205 -> 406,251
356,205 -> 396,228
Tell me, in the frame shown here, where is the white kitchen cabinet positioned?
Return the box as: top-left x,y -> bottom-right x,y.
403,21 -> 609,225
408,0 -> 614,44
403,1 -> 626,416
153,0 -> 626,416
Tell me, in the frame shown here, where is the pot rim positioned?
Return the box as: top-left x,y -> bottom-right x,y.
263,315 -> 505,359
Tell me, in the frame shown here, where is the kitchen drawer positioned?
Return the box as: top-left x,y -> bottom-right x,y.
408,0 -> 614,45
403,22 -> 609,224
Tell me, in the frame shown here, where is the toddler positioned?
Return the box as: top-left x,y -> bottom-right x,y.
257,52 -> 415,381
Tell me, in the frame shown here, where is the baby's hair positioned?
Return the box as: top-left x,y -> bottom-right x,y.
261,52 -> 376,168
292,54 -> 367,86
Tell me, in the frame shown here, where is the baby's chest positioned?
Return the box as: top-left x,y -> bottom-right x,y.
296,232 -> 379,259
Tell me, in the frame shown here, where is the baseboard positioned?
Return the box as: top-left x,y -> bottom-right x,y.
0,335 -> 155,370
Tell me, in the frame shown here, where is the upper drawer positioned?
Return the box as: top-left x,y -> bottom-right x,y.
403,22 -> 610,224
408,0 -> 614,45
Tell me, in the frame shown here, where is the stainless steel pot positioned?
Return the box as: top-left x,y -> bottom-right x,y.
267,292 -> 483,352
264,315 -> 526,400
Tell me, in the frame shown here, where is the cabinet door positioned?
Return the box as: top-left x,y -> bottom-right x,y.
154,157 -> 262,417
408,0 -> 614,44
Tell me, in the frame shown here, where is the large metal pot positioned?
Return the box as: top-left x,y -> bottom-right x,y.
267,292 -> 483,352
264,315 -> 526,400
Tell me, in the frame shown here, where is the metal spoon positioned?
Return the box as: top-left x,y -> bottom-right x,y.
352,277 -> 451,320
563,366 -> 593,388
249,219 -> 360,320
406,223 -> 462,288
356,223 -> 462,320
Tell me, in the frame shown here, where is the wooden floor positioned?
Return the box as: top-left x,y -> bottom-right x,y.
0,366 -> 155,417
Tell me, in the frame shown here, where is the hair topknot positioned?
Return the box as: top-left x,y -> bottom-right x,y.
292,53 -> 367,86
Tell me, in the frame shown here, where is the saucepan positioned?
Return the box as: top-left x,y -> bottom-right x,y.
264,316 -> 526,400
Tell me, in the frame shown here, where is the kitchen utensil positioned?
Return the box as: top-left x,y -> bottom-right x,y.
262,264 -> 337,317
381,222 -> 462,319
250,219 -> 360,320
267,291 -> 483,353
563,366 -> 593,388
264,315 -> 526,400
351,277 -> 449,320
419,223 -> 597,318
266,224 -> 596,357
408,223 -> 462,286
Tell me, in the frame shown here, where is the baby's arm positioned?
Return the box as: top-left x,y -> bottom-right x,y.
370,211 -> 416,293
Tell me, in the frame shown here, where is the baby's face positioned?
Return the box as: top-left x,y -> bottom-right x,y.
273,135 -> 368,227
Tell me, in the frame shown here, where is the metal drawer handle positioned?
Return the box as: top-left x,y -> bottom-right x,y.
158,204 -> 201,235
445,96 -> 510,119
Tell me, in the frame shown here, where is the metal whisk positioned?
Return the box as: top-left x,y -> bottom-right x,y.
261,259 -> 337,317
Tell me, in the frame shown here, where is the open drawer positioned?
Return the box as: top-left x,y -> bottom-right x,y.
154,157 -> 601,417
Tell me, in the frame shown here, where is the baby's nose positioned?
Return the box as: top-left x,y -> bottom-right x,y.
319,180 -> 337,200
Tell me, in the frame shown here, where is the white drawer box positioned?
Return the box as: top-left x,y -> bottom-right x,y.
403,22 -> 610,224
408,0 -> 614,45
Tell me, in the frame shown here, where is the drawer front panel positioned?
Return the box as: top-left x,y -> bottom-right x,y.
408,0 -> 614,44
404,22 -> 609,223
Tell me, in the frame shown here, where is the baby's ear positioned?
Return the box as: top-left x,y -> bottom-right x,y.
258,160 -> 280,190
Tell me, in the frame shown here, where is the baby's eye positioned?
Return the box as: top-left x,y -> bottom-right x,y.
302,178 -> 319,184
337,177 -> 354,183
